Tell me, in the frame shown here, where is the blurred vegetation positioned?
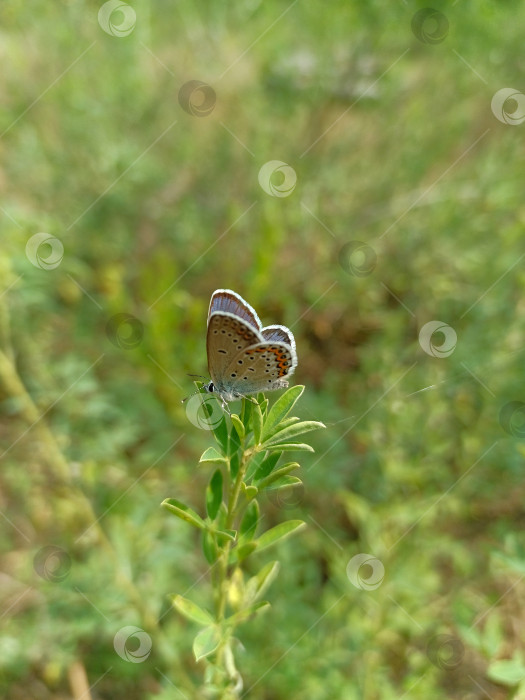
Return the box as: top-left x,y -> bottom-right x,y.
1,0 -> 525,698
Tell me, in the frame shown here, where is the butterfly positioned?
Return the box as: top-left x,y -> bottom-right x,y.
202,289 -> 297,407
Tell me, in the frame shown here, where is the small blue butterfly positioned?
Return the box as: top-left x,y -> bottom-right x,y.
203,289 -> 297,405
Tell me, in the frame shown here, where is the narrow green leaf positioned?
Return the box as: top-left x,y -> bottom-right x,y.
252,452 -> 282,482
193,625 -> 222,662
244,450 -> 266,481
214,528 -> 236,541
245,561 -> 280,603
172,595 -> 214,626
259,442 -> 314,453
261,421 -> 325,448
261,385 -> 304,442
162,498 -> 205,530
230,451 -> 240,481
216,502 -> 228,530
235,542 -> 258,561
206,469 -> 223,520
254,520 -> 306,553
240,398 -> 252,430
230,414 -> 245,441
211,414 -> 229,454
229,425 -> 241,479
239,500 -> 259,540
199,447 -> 228,464
273,416 -> 300,431
251,400 -> 263,445
256,465 -> 301,490
265,475 -> 302,490
229,422 -> 241,455
228,601 -> 271,626
202,530 -> 218,564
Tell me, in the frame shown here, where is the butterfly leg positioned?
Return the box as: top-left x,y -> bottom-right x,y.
234,393 -> 259,405
220,399 -> 232,416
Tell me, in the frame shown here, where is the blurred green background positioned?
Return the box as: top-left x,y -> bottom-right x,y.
2,0 -> 525,698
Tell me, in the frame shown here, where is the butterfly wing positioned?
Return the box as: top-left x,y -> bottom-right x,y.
207,312 -> 263,385
208,289 -> 262,331
222,341 -> 296,396
206,290 -> 298,400
261,325 -> 297,374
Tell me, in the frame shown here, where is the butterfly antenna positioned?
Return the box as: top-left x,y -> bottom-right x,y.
181,379 -> 208,404
181,388 -> 204,404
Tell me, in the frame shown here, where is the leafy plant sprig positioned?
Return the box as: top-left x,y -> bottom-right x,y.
162,384 -> 325,698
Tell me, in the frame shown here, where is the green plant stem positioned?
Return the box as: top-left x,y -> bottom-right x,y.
170,386 -> 319,696
213,440 -> 251,691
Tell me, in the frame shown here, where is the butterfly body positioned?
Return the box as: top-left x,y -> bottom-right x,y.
204,289 -> 297,405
